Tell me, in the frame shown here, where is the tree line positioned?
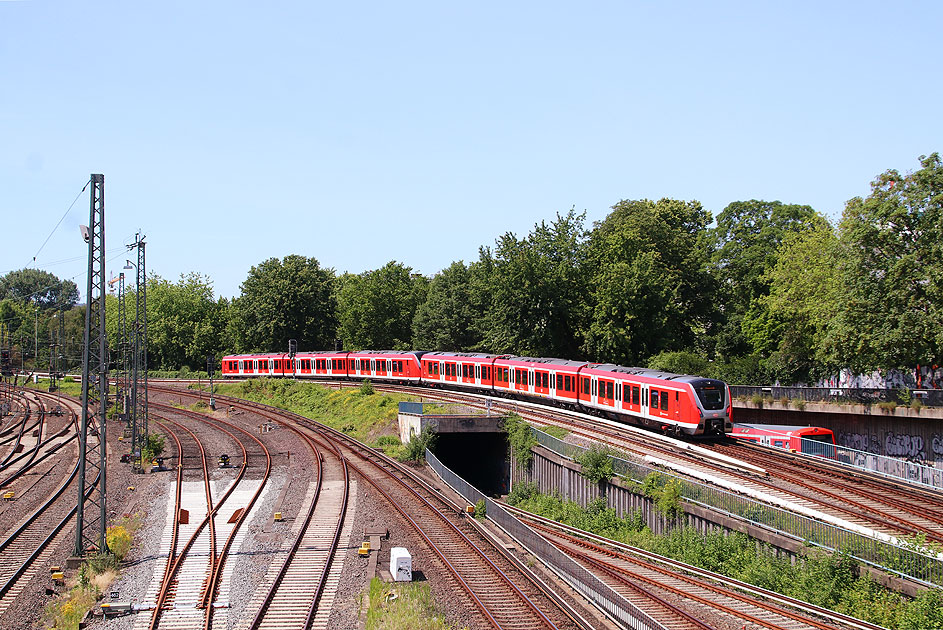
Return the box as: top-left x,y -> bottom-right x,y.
2,154 -> 940,385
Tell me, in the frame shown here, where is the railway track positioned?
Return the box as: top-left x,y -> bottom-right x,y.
138,402 -> 271,630
712,441 -> 943,543
506,504 -> 884,630
0,389 -> 85,617
154,384 -> 591,630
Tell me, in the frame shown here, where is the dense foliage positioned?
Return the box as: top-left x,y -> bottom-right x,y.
3,154 -> 940,383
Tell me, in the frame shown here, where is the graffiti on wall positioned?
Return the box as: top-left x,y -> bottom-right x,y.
817,365 -> 943,390
932,434 -> 943,458
884,432 -> 925,461
837,431 -> 881,454
838,430 -> 943,465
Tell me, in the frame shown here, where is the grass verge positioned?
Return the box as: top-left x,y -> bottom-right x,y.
365,577 -> 460,629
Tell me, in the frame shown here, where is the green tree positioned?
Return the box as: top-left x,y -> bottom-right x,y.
829,154 -> 943,371
233,255 -> 337,352
582,199 -> 714,366
647,350 -> 711,377
753,218 -> 842,381
478,209 -> 588,358
709,200 -> 821,361
145,273 -> 226,370
336,261 -> 427,350
0,268 -> 79,309
412,261 -> 482,351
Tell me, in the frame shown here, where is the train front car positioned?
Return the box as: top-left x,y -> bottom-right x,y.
676,375 -> 732,436
581,365 -> 731,437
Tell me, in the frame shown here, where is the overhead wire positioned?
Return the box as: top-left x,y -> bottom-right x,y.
21,178 -> 91,272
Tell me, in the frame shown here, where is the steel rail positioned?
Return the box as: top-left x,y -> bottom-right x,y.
220,394 -> 562,630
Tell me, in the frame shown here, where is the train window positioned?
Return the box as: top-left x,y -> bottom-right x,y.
632,386 -> 639,405
434,363 -> 439,375
606,382 -> 613,399
651,390 -> 659,409
563,374 -> 570,391
661,393 -> 669,411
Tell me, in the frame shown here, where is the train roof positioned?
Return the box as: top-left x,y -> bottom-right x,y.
421,351 -> 499,360
497,355 -> 588,369
346,350 -> 426,358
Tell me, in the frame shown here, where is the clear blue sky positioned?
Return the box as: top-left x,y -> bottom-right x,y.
3,1 -> 940,301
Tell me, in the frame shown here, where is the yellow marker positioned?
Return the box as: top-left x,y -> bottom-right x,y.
51,572 -> 64,581
273,512 -> 283,522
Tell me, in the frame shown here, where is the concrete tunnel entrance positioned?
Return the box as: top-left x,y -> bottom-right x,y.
433,432 -> 510,496
397,402 -> 511,497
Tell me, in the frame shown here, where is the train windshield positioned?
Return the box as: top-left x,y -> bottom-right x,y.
692,381 -> 725,410
801,434 -> 834,457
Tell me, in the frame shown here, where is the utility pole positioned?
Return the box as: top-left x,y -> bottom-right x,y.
75,173 -> 108,557
128,234 -> 147,470
109,273 -> 129,425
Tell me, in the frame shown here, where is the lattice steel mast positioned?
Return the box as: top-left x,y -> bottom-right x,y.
75,173 -> 108,556
129,233 -> 147,470
110,272 -> 129,424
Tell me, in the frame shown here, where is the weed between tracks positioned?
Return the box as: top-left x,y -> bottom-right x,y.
364,577 -> 461,630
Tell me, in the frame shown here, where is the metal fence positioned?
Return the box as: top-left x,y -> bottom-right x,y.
786,435 -> 943,490
731,385 -> 943,407
532,430 -> 943,588
425,449 -> 667,630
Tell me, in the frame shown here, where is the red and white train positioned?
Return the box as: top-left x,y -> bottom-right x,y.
221,350 -> 733,437
732,424 -> 835,455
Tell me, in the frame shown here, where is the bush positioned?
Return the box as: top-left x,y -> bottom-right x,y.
106,525 -> 132,561
505,414 -> 536,471
399,426 -> 436,463
575,444 -> 616,483
474,499 -> 486,519
142,432 -> 165,462
793,399 -> 807,411
359,379 -> 375,395
506,481 -> 539,505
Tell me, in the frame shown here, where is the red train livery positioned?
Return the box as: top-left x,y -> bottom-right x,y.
221,350 -> 732,437
732,424 -> 835,455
